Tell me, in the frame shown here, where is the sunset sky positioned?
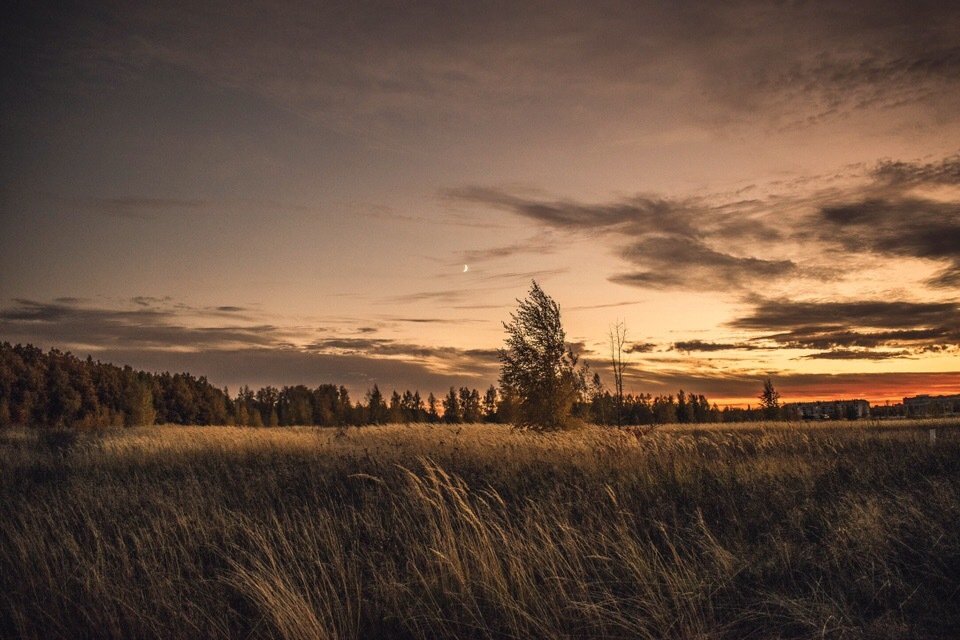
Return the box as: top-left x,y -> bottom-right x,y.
2,0 -> 959,405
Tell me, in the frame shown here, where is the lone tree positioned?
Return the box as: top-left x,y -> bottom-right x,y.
759,378 -> 782,420
608,320 -> 627,427
499,281 -> 584,430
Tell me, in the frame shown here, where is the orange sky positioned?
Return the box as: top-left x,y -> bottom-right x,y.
1,1 -> 958,405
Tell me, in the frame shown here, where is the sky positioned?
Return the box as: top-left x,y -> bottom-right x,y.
2,0 -> 959,406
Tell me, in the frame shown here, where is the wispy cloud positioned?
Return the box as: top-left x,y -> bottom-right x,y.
0,299 -> 285,350
447,153 -> 960,294
388,268 -> 569,305
27,1 -> 956,140
567,300 -> 645,312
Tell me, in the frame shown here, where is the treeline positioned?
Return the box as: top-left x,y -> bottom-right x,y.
0,343 -> 231,429
1,342 -> 765,429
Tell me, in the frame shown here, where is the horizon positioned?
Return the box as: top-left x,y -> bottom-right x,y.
3,337 -> 953,411
2,1 -> 959,406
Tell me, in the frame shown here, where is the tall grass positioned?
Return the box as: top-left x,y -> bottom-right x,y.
2,420 -> 959,639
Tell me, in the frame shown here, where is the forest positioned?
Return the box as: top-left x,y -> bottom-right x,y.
0,341 -> 769,430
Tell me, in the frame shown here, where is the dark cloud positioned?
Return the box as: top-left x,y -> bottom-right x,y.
131,296 -> 172,307
305,336 -> 496,363
446,187 -> 685,233
801,350 -> 913,360
728,299 -> 960,352
673,340 -> 758,353
818,197 -> 960,288
612,237 -> 797,291
625,342 -> 657,354
871,154 -> 960,186
731,299 -> 958,332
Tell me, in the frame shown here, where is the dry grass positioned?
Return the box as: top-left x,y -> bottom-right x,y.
2,419 -> 959,639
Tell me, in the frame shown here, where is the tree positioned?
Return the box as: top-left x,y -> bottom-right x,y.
442,387 -> 461,423
482,386 -> 498,422
123,378 -> 156,426
498,281 -> 584,430
365,385 -> 388,424
460,387 -> 482,423
427,392 -> 440,423
389,390 -> 403,423
608,320 -> 627,427
759,378 -> 782,420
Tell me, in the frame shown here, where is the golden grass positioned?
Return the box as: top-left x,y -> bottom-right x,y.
2,419 -> 959,639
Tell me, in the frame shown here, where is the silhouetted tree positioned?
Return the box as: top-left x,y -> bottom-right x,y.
608,321 -> 627,427
482,386 -> 498,422
459,387 -> 481,423
365,385 -> 388,424
389,390 -> 403,423
442,387 -> 461,423
427,392 -> 440,423
759,378 -> 782,420
499,281 -> 585,430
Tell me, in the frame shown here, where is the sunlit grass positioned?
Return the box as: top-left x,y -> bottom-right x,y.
2,419 -> 959,638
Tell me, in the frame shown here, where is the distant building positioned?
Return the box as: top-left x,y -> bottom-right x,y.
783,399 -> 871,420
903,394 -> 960,417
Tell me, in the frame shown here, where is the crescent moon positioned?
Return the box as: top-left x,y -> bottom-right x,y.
463,264 -> 469,273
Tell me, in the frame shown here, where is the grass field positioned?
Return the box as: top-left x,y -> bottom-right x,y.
2,419 -> 959,639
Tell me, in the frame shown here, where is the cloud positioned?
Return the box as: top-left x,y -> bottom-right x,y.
566,300 -> 645,312
449,152 -> 960,296
459,232 -> 563,263
449,186 -> 804,291
818,196 -> 960,288
0,298 -> 501,396
131,296 -> 172,307
612,236 -> 798,291
90,348 -> 498,399
0,299 -> 285,350
871,155 -> 960,186
801,350 -> 913,360
305,336 -> 498,365
445,187 -> 683,232
673,340 -> 758,353
727,298 -> 960,352
617,367 -> 960,403
730,299 -> 959,332
15,0 -> 957,143
388,268 -> 568,305
625,342 -> 657,354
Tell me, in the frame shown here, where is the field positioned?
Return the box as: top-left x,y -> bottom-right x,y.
2,419 -> 959,639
